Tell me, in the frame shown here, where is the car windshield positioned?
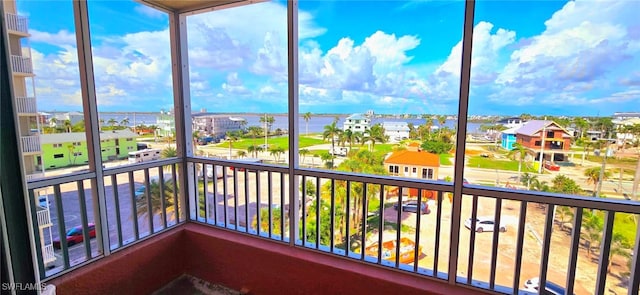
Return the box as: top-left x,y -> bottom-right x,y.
66,227 -> 81,236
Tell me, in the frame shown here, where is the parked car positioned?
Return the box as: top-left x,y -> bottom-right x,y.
134,186 -> 146,199
393,202 -> 430,214
464,217 -> 506,233
53,223 -> 96,249
523,277 -> 571,295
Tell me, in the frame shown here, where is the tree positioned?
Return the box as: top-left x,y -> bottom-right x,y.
608,233 -> 631,274
247,145 -> 263,158
299,148 -> 310,164
421,140 -> 453,154
323,122 -> 342,167
362,124 -> 387,151
161,147 -> 177,158
67,144 -> 78,165
555,206 -> 573,231
72,120 -> 85,132
436,115 -> 447,137
269,146 -> 285,163
107,118 -> 118,129
507,143 -> 528,180
422,114 -> 433,140
259,114 -> 275,134
120,118 -> 130,128
320,152 -> 335,169
342,129 -> 361,151
226,131 -> 239,159
584,167 -> 611,197
63,119 -> 72,133
136,179 -> 175,220
582,210 -> 603,258
237,150 -> 247,158
551,174 -> 582,195
520,172 -> 537,190
303,112 -> 312,136
247,126 -> 263,147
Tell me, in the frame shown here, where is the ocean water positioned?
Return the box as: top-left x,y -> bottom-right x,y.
55,112 -> 481,134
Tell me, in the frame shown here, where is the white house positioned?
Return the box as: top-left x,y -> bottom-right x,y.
343,113 -> 371,132
382,121 -> 410,143
192,113 -> 246,139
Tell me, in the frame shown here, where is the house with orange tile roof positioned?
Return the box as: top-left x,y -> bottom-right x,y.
384,149 -> 439,180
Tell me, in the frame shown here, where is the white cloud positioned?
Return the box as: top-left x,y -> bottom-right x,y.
30,29 -> 76,47
134,5 -> 165,19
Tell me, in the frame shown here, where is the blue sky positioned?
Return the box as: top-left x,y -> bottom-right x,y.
18,0 -> 640,116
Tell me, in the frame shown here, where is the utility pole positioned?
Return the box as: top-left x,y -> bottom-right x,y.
538,118 -> 547,174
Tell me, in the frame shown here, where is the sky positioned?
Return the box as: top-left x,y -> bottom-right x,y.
17,0 -> 640,116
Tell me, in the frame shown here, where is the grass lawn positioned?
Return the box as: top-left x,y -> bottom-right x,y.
440,154 -> 453,165
216,136 -> 325,150
612,212 -> 637,244
584,154 -> 637,165
467,156 -> 537,172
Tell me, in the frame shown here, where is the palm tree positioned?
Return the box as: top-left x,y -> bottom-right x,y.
422,114 -> 433,140
107,118 -> 118,129
608,233 -> 631,274
269,146 -> 285,163
49,117 -> 58,128
63,119 -> 72,133
303,112 -> 312,136
299,148 -> 310,165
555,206 -> 573,231
161,147 -> 177,158
519,172 -> 537,190
320,152 -> 335,169
120,118 -> 130,129
584,167 -> 611,197
247,126 -> 262,146
323,122 -> 342,167
226,131 -> 239,159
237,150 -> 247,158
342,129 -> 361,151
362,124 -> 387,151
582,210 -> 603,258
507,143 -> 528,181
247,145 -> 263,158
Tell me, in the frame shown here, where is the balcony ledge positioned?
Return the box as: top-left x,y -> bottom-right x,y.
49,223 -> 480,295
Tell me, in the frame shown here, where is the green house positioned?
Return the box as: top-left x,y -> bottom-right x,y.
40,130 -> 138,169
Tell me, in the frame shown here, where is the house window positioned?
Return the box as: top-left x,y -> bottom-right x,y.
126,138 -> 133,141
73,142 -> 81,146
388,166 -> 394,173
73,152 -> 82,156
546,131 -> 554,138
534,141 -> 541,146
53,143 -> 62,148
421,169 -> 434,179
53,154 -> 64,159
404,167 -> 409,173
412,167 -> 417,173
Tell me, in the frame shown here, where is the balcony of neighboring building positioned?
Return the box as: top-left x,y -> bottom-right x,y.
10,54 -> 35,76
5,12 -> 29,36
21,134 -> 41,154
16,96 -> 37,115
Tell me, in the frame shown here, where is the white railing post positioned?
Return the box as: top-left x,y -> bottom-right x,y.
6,13 -> 28,33
21,135 -> 41,153
16,96 -> 36,113
10,55 -> 33,74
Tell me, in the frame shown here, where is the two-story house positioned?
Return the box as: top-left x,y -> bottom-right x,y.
343,113 -> 370,132
515,120 -> 572,161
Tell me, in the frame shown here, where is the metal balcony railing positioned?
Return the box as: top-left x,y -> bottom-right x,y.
26,172 -> 45,182
10,55 -> 34,74
24,156 -> 640,294
26,158 -> 184,279
5,13 -> 28,34
36,209 -> 52,228
21,135 -> 41,153
16,96 -> 37,114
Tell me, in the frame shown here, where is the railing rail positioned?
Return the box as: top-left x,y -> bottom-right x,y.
36,209 -> 51,228
10,55 -> 34,74
5,13 -> 28,33
16,96 -> 37,113
21,135 -> 41,153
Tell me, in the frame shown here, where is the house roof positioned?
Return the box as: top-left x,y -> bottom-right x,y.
346,113 -> 367,120
384,150 -> 440,167
382,122 -> 409,131
501,126 -> 521,135
40,130 -> 138,144
516,120 -> 571,137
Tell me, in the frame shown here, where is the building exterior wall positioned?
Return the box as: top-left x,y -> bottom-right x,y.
41,134 -> 137,169
343,114 -> 371,132
384,163 -> 439,180
517,132 -> 571,151
192,115 -> 244,138
501,133 -> 516,150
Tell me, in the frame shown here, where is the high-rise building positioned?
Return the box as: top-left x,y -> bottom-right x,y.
5,0 -> 43,180
5,0 -> 54,266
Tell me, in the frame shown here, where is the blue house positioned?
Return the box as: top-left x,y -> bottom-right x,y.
501,126 -> 519,150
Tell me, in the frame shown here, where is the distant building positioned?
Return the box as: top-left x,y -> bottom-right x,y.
156,110 -> 175,138
192,113 -> 245,138
382,121 -> 410,143
50,111 -> 84,127
365,110 -> 375,118
614,117 -> 640,145
613,112 -> 640,121
384,147 -> 439,180
40,130 -> 138,169
497,117 -> 525,129
343,113 -> 370,132
500,126 -> 519,150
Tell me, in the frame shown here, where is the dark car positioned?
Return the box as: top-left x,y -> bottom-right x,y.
53,223 -> 96,249
393,202 -> 430,214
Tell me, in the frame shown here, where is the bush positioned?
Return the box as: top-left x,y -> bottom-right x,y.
420,140 -> 453,154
